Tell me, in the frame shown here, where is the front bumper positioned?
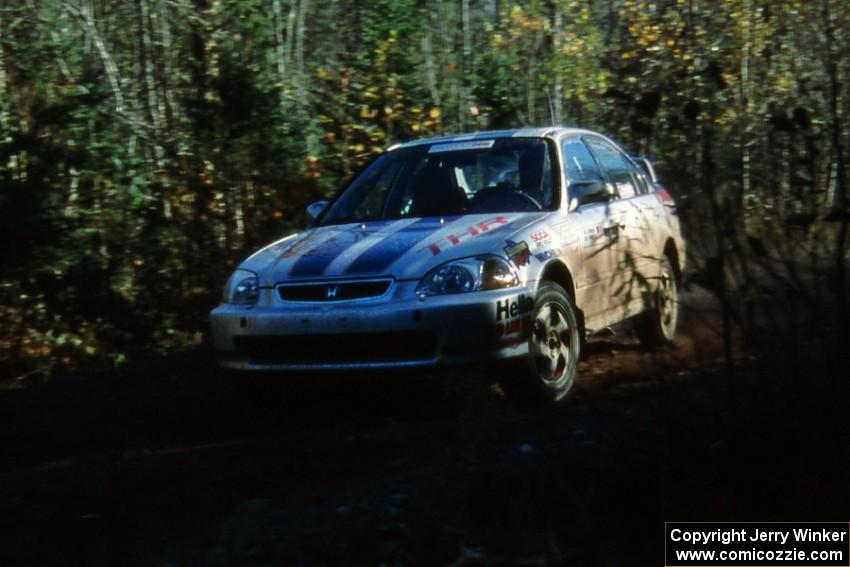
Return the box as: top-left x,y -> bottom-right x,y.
210,281 -> 534,371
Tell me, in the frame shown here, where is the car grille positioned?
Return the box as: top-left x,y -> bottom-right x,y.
277,279 -> 392,302
233,331 -> 437,364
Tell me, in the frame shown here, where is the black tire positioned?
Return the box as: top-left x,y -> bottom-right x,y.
502,282 -> 582,405
634,255 -> 678,349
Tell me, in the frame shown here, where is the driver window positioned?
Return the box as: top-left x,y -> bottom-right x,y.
585,137 -> 638,199
562,138 -> 603,182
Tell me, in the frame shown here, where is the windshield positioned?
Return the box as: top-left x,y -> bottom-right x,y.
319,138 -> 557,225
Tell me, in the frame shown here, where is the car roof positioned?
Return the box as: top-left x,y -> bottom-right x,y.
387,126 -> 598,151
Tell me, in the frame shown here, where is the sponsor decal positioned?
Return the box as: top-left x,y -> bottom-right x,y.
581,225 -> 603,247
533,249 -> 560,263
493,316 -> 530,338
495,294 -> 534,322
551,219 -> 578,246
559,234 -> 579,247
424,215 -> 510,255
504,239 -> 530,267
428,140 -> 495,153
530,230 -> 550,243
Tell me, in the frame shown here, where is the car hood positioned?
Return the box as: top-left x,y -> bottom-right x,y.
242,213 -> 546,285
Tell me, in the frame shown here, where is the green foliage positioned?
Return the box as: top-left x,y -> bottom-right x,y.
0,0 -> 848,379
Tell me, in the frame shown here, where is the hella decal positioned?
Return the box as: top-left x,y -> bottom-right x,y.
496,294 -> 534,322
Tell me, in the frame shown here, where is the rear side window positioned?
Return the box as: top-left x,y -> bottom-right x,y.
562,138 -> 603,182
585,137 -> 640,199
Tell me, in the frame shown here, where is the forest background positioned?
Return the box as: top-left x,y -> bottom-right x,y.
1,0 -> 847,380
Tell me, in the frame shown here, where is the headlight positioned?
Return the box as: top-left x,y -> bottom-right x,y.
417,256 -> 518,298
223,269 -> 259,305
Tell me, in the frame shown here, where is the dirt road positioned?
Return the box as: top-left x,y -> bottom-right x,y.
1,288 -> 846,565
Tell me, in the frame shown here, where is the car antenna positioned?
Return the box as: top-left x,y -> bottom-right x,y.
547,92 -> 557,127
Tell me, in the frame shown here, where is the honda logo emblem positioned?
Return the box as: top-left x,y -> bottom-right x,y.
326,285 -> 339,299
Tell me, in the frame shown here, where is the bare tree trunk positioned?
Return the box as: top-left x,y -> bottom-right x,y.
552,5 -> 563,124
460,0 -> 471,125
0,11 -> 9,142
461,0 -> 471,65
235,182 -> 245,241
77,0 -> 125,114
527,52 -> 535,125
421,32 -> 441,107
285,0 -> 297,67
149,2 -> 168,131
822,0 -> 849,355
486,0 -> 499,23
295,0 -> 308,104
454,81 -> 464,131
273,0 -> 288,114
65,167 -> 80,218
138,0 -> 165,167
46,2 -> 74,83
157,0 -> 180,133
436,0 -> 455,131
526,29 -> 545,125
740,0 -> 753,231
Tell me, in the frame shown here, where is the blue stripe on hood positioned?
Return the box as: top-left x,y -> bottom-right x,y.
345,217 -> 459,275
288,221 -> 393,277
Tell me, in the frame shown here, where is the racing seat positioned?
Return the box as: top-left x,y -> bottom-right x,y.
410,164 -> 468,217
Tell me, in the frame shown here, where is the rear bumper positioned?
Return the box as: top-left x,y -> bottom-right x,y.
210,281 -> 534,371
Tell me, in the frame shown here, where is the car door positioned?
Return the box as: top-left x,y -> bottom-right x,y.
584,136 -> 657,310
622,159 -> 665,288
560,137 -> 620,319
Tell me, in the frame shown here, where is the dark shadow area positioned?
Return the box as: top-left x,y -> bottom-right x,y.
1,287 -> 847,565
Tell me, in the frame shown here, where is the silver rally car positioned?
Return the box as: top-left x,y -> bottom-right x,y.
211,127 -> 685,401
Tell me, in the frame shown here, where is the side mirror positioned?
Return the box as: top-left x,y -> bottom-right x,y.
570,180 -> 613,210
306,200 -> 329,220
632,156 -> 658,183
